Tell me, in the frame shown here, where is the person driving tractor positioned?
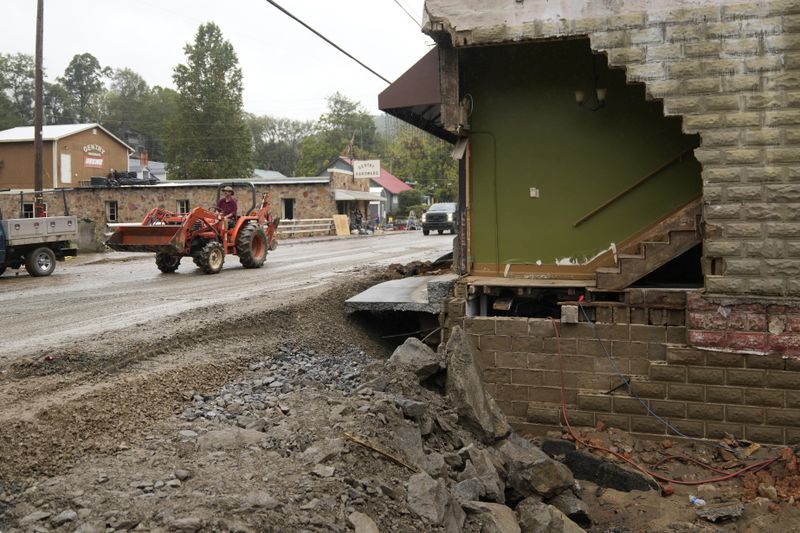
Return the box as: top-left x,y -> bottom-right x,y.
216,185 -> 238,227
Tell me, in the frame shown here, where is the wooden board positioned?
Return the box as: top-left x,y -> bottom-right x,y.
333,214 -> 350,236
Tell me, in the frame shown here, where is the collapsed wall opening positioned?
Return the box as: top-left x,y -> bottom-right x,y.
461,37 -> 703,282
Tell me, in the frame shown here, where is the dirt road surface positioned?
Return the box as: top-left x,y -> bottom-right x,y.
0,232 -> 450,489
0,232 -> 452,363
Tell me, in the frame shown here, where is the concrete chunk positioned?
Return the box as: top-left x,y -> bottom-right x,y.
495,436 -> 574,499
388,337 -> 443,379
445,326 -> 511,442
517,497 -> 586,533
407,472 -> 449,524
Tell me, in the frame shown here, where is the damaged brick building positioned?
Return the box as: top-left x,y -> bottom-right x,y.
381,1 -> 800,444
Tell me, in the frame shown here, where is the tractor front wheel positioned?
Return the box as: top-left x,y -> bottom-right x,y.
236,223 -> 268,268
155,253 -> 181,273
197,241 -> 225,274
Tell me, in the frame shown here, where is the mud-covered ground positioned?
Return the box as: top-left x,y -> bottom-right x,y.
2,235 -> 800,532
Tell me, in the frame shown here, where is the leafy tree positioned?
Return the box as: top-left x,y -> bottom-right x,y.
0,53 -> 35,124
165,22 -> 253,180
398,189 -> 424,216
295,92 -> 377,176
59,53 -> 110,122
138,86 -> 179,161
103,68 -> 149,136
247,114 -> 315,176
383,128 -> 457,202
0,93 -> 21,130
43,81 -> 74,124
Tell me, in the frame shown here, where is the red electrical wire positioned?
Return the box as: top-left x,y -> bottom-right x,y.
549,318 -> 780,494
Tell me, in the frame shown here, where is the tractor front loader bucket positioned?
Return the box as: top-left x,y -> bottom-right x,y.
105,225 -> 186,254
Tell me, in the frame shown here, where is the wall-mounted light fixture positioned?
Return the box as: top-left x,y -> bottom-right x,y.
575,54 -> 607,112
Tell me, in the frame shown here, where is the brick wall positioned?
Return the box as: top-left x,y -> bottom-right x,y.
688,292 -> 800,356
447,286 -> 800,445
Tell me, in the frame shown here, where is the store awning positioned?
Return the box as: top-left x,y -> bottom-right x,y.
378,47 -> 457,143
333,189 -> 386,202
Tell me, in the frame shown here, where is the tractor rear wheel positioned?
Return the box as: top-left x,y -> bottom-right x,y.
236,223 -> 268,268
155,253 -> 181,273
197,241 -> 225,274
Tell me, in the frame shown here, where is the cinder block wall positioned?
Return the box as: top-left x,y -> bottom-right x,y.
430,1 -> 800,296
580,6 -> 800,299
430,1 -> 800,353
445,287 -> 800,445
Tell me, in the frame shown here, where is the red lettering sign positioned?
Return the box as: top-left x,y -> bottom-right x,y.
85,156 -> 104,168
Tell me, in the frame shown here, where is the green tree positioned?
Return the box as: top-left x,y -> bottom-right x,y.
139,86 -> 179,161
398,189 -> 423,216
0,93 -> 20,130
295,92 -> 377,176
0,53 -> 35,124
165,22 -> 253,180
247,114 -> 315,176
43,81 -> 74,124
59,53 -> 110,122
103,68 -> 149,136
384,128 -> 457,202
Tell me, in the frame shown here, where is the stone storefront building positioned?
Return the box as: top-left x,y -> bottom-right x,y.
0,171 -> 380,251
383,1 -> 800,444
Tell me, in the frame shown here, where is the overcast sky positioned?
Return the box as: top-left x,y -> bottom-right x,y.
1,0 -> 432,121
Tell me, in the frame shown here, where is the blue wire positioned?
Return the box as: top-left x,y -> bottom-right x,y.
577,301 -> 732,452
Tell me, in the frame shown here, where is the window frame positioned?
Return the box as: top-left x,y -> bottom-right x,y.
22,202 -> 47,218
105,200 -> 119,222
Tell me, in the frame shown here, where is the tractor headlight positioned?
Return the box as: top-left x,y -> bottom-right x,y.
447,212 -> 453,222
421,213 -> 427,222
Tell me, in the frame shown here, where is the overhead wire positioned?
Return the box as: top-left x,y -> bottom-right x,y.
263,0 -> 391,84
391,0 -> 422,28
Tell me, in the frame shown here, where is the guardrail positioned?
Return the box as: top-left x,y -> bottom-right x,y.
276,218 -> 335,238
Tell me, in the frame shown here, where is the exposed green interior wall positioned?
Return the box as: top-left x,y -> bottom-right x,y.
463,39 -> 702,268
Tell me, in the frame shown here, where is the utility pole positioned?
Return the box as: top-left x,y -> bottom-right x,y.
33,0 -> 44,216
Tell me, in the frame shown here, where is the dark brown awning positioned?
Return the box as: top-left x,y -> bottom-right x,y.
378,47 -> 457,143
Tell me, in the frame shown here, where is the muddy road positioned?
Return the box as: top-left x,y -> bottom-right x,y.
0,232 -> 452,490
0,232 -> 452,363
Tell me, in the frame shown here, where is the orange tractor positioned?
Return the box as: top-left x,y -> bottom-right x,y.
106,182 -> 279,274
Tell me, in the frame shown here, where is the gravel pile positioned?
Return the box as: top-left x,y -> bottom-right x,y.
180,344 -> 371,424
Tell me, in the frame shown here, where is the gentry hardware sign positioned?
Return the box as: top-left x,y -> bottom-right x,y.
353,160 -> 380,179
83,143 -> 106,168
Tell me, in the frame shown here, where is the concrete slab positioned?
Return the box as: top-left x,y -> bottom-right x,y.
345,273 -> 459,314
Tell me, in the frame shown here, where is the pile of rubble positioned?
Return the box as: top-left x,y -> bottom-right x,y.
21,311 -> 800,532
171,326 -> 593,532
366,326 -> 587,533
3,323 -> 606,532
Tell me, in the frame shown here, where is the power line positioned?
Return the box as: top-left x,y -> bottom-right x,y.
263,0 -> 391,85
391,0 -> 422,28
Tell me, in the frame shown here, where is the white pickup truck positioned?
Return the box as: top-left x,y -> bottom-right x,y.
0,214 -> 78,277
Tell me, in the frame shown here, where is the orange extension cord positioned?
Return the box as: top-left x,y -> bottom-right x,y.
549,317 -> 780,495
